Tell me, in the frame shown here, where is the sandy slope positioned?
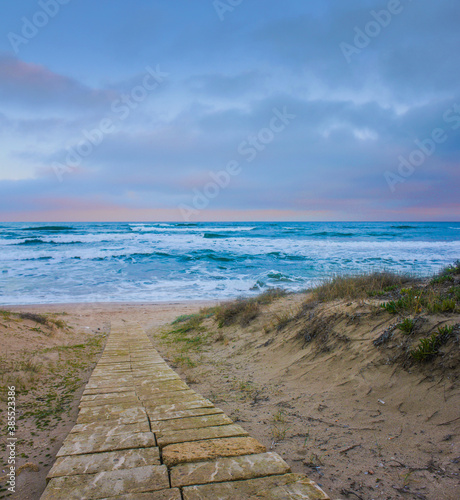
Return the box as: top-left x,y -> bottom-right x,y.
148,293 -> 460,500
1,296 -> 458,499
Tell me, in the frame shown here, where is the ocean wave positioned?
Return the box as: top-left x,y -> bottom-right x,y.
15,239 -> 83,246
18,239 -> 47,245
267,251 -> 306,261
129,225 -> 254,233
310,231 -> 355,237
183,251 -> 237,263
203,233 -> 227,239
23,225 -> 73,232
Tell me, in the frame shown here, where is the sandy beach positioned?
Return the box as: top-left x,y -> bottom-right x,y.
1,278 -> 459,499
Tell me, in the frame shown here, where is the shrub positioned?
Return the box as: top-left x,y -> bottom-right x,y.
18,312 -> 49,325
397,318 -> 415,334
410,325 -> 454,362
215,299 -> 260,328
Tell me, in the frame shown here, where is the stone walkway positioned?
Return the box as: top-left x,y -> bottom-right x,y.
41,321 -> 330,499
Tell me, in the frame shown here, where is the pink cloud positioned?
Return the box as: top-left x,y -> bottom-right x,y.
0,55 -> 117,108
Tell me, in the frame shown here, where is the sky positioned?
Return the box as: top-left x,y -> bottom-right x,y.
0,0 -> 459,222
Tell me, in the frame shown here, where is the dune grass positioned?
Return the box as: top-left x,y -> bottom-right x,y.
311,271 -> 416,302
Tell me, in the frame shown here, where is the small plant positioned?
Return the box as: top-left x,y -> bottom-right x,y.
410,325 -> 454,362
18,312 -> 49,325
273,310 -> 295,331
171,314 -> 196,324
410,334 -> 439,361
172,355 -> 196,368
304,453 -> 324,468
432,274 -> 454,284
431,261 -> 460,283
381,301 -> 398,314
397,318 -> 415,334
0,310 -> 11,320
270,410 -> 290,442
215,299 -> 260,328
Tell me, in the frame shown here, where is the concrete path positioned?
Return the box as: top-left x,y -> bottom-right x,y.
41,321 -> 330,499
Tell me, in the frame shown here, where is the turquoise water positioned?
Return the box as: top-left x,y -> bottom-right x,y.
0,221 -> 458,305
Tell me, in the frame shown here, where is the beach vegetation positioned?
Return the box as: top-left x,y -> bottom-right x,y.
17,312 -> 49,325
211,288 -> 287,328
312,272 -> 415,302
169,313 -> 205,334
215,298 -> 260,328
172,314 -> 196,324
272,309 -> 296,331
270,409 -> 290,442
173,355 -> 197,368
410,325 -> 454,362
397,318 -> 415,334
431,260 -> 460,284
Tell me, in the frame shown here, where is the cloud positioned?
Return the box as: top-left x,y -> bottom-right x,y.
0,1 -> 458,221
0,54 -> 117,111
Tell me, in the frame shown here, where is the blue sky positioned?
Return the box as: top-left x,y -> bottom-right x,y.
0,0 -> 459,221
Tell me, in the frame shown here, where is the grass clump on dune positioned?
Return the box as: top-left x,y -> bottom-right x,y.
215,300 -> 260,328
214,288 -> 287,328
312,272 -> 415,302
410,325 -> 454,362
431,260 -> 460,284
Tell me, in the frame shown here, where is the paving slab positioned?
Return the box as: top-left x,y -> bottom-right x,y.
48,447 -> 161,478
80,391 -> 137,402
85,378 -> 134,388
101,489 -> 182,500
134,374 -> 181,386
83,386 -> 134,396
145,399 -> 215,420
70,420 -> 150,436
79,396 -> 139,408
96,357 -> 131,363
152,412 -> 232,433
182,473 -> 330,500
77,404 -> 147,424
135,382 -> 189,398
162,436 -> 266,467
142,392 -> 207,406
41,465 -> 169,500
156,423 -> 249,447
57,431 -> 156,456
171,452 -> 290,487
146,406 -> 224,422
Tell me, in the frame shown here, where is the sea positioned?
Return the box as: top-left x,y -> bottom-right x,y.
0,221 -> 458,305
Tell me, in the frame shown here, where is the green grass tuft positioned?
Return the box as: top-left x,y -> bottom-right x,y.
410,325 -> 454,362
397,318 -> 415,334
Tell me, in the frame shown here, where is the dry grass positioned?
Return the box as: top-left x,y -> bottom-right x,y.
215,300 -> 260,328
312,272 -> 416,302
214,288 -> 287,328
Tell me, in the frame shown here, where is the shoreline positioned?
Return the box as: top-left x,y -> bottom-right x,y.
2,299 -> 219,311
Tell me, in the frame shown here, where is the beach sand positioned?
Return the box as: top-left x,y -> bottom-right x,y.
1,296 -> 459,499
